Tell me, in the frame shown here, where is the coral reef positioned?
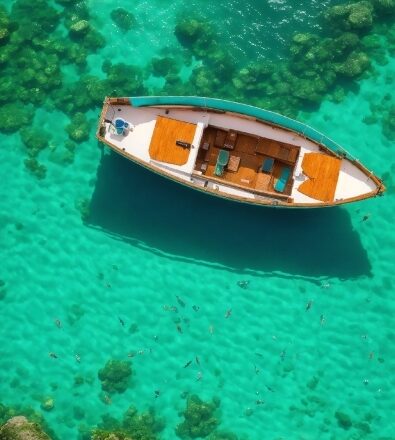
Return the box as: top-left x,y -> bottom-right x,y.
97,360 -> 132,394
20,127 -> 50,158
0,104 -> 34,134
40,397 -> 54,412
110,8 -> 136,31
90,405 -> 164,440
0,280 -> 7,301
0,416 -> 51,440
176,394 -> 220,438
24,158 -> 47,180
66,113 -> 90,143
335,410 -> 353,430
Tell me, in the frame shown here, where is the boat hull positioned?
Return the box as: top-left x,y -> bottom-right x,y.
96,96 -> 385,208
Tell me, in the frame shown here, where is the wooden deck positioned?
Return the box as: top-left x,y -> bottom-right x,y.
195,126 -> 298,195
298,153 -> 341,202
149,116 -> 196,165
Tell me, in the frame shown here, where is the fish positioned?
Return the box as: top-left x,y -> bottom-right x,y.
176,324 -> 183,334
54,319 -> 62,328
237,280 -> 249,289
103,394 -> 112,405
256,399 -> 264,405
192,305 -> 200,312
255,352 -> 263,357
183,360 -> 192,368
75,354 -> 81,363
225,309 -> 232,318
119,317 -> 125,326
320,314 -> 326,326
176,295 -> 186,307
49,352 -> 58,359
280,350 -> 286,361
266,385 -> 274,392
305,300 -> 313,311
195,356 -> 200,365
154,390 -> 160,398
254,365 -> 260,374
196,371 -> 203,381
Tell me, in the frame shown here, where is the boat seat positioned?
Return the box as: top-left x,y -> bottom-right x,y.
214,149 -> 229,176
261,157 -> 274,173
275,166 -> 291,193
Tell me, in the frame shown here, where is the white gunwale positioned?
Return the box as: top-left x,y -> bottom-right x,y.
96,96 -> 385,208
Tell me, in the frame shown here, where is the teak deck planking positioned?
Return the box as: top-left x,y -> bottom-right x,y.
299,152 -> 341,202
195,126 -> 297,194
149,116 -> 196,165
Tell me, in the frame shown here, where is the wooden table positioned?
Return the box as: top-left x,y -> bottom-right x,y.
224,130 -> 237,150
227,155 -> 241,172
255,172 -> 272,191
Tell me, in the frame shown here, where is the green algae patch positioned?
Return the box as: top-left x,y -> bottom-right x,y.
98,360 -> 132,394
0,6 -> 10,42
91,405 -> 164,440
24,158 -> 47,180
176,394 -> 220,439
0,104 -> 34,134
20,127 -> 50,158
66,113 -> 90,143
335,410 -> 353,430
0,416 -> 52,440
110,8 -> 136,31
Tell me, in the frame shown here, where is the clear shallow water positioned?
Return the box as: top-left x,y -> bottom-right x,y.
0,1 -> 395,439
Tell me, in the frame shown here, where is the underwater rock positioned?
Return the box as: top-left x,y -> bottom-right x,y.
91,431 -> 130,440
335,410 -> 353,430
98,360 -> 132,394
334,51 -> 370,77
0,103 -> 34,134
0,6 -> 10,41
75,197 -> 91,222
20,127 -> 50,158
176,394 -> 220,439
325,1 -> 373,31
0,416 -> 51,440
122,405 -> 165,439
24,158 -> 47,180
66,112 -> 90,143
382,105 -> 395,140
69,19 -> 90,37
110,8 -> 136,31
40,397 -> 54,412
151,57 -> 178,77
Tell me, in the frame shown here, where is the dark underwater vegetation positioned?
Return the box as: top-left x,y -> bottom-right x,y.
1,0 -> 395,439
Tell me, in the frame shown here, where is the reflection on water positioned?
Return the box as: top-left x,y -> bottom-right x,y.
88,151 -> 371,279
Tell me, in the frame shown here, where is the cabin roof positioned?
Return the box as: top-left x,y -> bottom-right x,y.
149,116 -> 196,165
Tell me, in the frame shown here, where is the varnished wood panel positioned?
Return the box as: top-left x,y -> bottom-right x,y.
149,116 -> 196,165
299,153 -> 341,202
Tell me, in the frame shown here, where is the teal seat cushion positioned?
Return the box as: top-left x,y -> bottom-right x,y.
275,166 -> 291,192
217,149 -> 230,166
261,157 -> 274,173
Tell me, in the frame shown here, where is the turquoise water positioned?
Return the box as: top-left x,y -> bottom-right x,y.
1,1 -> 395,439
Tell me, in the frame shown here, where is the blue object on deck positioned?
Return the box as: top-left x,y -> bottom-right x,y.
261,157 -> 274,173
275,166 -> 291,193
214,149 -> 230,176
217,149 -> 230,166
114,118 -> 127,135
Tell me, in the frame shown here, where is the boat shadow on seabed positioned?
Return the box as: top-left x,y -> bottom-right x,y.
87,150 -> 372,280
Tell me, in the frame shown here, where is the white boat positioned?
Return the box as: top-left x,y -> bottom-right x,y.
96,96 -> 385,208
